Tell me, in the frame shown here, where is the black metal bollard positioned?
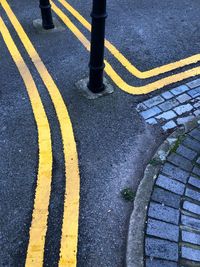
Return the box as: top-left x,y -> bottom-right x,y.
88,0 -> 107,93
39,0 -> 54,30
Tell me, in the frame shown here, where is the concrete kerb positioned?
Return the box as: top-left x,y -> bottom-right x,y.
126,116 -> 200,267
75,77 -> 114,100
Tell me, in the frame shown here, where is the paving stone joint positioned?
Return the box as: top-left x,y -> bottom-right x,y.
145,126 -> 200,266
137,79 -> 200,131
126,114 -> 200,267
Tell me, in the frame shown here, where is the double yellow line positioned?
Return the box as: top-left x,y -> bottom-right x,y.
51,0 -> 200,94
0,1 -> 80,266
1,0 -> 200,266
0,16 -> 53,266
58,0 -> 200,80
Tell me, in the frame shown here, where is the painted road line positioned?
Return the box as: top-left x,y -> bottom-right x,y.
58,0 -> 200,79
1,1 -> 80,266
51,2 -> 200,95
0,17 -> 53,266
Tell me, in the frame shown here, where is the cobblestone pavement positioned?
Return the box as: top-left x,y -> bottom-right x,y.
145,126 -> 200,266
137,79 -> 200,132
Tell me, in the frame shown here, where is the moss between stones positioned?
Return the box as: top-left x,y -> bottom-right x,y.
170,134 -> 186,153
121,188 -> 135,202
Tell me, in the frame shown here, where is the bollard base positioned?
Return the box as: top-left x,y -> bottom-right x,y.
33,18 -> 65,33
76,77 -> 114,99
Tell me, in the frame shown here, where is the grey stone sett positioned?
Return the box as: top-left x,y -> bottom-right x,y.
194,109 -> 200,116
193,166 -> 200,177
167,153 -> 193,172
136,78 -> 200,132
162,162 -> 189,183
147,218 -> 179,242
191,97 -> 200,103
185,188 -> 200,202
194,101 -> 200,108
162,91 -> 174,100
188,176 -> 200,189
146,118 -> 157,125
145,238 -> 178,261
141,106 -> 162,120
170,85 -> 189,96
159,99 -> 179,112
151,187 -> 181,209
144,96 -> 165,108
177,115 -> 195,126
181,214 -> 200,231
176,93 -> 191,104
176,144 -> 197,161
136,103 -> 147,112
144,126 -> 200,266
182,137 -> 200,153
156,111 -> 177,121
187,87 -> 200,98
148,202 -> 179,225
182,246 -> 200,262
183,201 -> 200,215
182,230 -> 200,246
146,258 -> 178,267
128,121 -> 200,266
162,121 -> 177,131
197,158 -> 200,164
173,103 -> 193,115
187,78 -> 200,89
156,174 -> 185,195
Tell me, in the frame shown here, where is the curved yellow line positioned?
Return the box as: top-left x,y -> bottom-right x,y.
105,62 -> 200,94
1,1 -> 80,266
58,0 -> 200,79
0,17 -> 53,266
51,2 -> 200,95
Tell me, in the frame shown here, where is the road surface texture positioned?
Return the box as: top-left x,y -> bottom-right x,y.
0,0 -> 200,266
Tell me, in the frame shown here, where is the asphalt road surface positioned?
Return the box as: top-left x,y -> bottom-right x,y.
1,0 -> 200,266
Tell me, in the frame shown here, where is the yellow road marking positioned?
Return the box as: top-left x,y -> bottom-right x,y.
1,1 -> 80,266
51,2 -> 200,94
58,0 -> 200,79
0,17 -> 53,266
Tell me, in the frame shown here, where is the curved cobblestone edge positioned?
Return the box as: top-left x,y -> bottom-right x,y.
126,116 -> 200,267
